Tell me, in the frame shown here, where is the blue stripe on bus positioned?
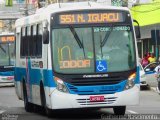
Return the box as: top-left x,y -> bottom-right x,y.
14,67 -> 56,87
65,66 -> 139,95
134,66 -> 140,84
14,66 -> 140,93
0,71 -> 14,76
43,70 -> 56,87
65,80 -> 127,95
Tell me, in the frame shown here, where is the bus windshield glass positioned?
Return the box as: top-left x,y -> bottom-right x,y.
0,36 -> 15,66
52,25 -> 136,74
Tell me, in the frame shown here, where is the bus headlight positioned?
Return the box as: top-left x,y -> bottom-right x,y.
54,77 -> 69,93
125,73 -> 136,90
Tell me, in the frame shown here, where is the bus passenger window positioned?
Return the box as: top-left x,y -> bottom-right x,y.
20,27 -> 27,57
29,26 -> 34,57
36,24 -> 42,57
32,25 -> 37,57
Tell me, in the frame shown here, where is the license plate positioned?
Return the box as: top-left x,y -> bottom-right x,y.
90,96 -> 104,102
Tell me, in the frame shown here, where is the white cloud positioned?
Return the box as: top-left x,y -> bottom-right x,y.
0,0 -> 5,4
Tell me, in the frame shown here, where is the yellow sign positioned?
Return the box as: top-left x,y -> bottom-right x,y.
59,12 -> 123,24
0,36 -> 15,42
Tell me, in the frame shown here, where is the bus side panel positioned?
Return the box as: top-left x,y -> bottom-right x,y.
14,80 -> 23,100
14,67 -> 26,100
15,32 -> 23,100
15,66 -> 56,104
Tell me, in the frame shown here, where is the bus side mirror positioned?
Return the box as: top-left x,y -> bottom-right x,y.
43,29 -> 49,44
133,19 -> 141,39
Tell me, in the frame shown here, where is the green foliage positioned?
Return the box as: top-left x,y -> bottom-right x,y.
5,0 -> 13,7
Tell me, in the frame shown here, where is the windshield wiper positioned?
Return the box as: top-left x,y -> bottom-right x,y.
0,44 -> 6,53
100,25 -> 113,47
69,26 -> 83,48
69,26 -> 86,58
100,34 -> 103,58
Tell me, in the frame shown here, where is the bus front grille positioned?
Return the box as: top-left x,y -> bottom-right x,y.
68,76 -> 125,86
66,80 -> 126,95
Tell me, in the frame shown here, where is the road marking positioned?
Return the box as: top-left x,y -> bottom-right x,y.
0,110 -> 6,114
127,110 -> 138,114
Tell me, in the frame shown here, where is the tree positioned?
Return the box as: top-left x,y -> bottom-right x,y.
5,0 -> 13,6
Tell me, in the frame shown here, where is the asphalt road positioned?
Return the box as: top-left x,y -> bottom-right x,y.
0,87 -> 160,120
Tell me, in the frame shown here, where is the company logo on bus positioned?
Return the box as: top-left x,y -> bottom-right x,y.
83,74 -> 108,78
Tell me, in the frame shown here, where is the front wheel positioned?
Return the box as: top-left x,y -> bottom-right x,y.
40,85 -> 53,117
23,82 -> 33,112
113,106 -> 126,115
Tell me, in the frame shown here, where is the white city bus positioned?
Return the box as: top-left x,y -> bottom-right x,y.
0,33 -> 15,86
14,2 -> 140,116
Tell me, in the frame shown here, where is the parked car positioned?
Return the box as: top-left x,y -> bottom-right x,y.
143,62 -> 160,94
0,75 -> 14,87
144,62 -> 159,87
139,63 -> 147,87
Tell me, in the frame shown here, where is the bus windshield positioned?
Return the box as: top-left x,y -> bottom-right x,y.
0,42 -> 15,66
52,25 -> 136,74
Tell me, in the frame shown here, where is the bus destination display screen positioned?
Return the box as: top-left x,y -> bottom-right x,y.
58,12 -> 125,24
0,36 -> 15,43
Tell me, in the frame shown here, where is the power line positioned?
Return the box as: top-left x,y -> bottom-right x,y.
130,6 -> 160,13
133,2 -> 160,6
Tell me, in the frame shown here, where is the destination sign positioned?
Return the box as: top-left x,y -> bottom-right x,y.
0,36 -> 15,43
59,12 -> 124,24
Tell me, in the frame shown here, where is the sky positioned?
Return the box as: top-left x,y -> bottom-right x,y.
0,0 -> 5,4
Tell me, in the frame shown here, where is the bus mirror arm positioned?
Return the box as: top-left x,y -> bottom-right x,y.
43,29 -> 49,44
133,19 -> 141,39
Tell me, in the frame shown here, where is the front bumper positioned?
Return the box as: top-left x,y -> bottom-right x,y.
0,76 -> 14,87
49,85 -> 140,109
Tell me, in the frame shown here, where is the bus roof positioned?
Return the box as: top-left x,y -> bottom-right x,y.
15,1 -> 130,27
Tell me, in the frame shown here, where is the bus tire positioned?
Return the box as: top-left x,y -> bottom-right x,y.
113,106 -> 126,115
40,84 -> 53,117
23,81 -> 33,112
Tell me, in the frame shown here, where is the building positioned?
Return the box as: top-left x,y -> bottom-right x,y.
131,0 -> 160,59
0,0 -> 35,33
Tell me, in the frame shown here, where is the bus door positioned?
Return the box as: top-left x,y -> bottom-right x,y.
28,24 -> 44,103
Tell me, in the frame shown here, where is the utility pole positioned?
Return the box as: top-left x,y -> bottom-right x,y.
151,28 -> 159,61
24,0 -> 28,16
155,27 -> 159,61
